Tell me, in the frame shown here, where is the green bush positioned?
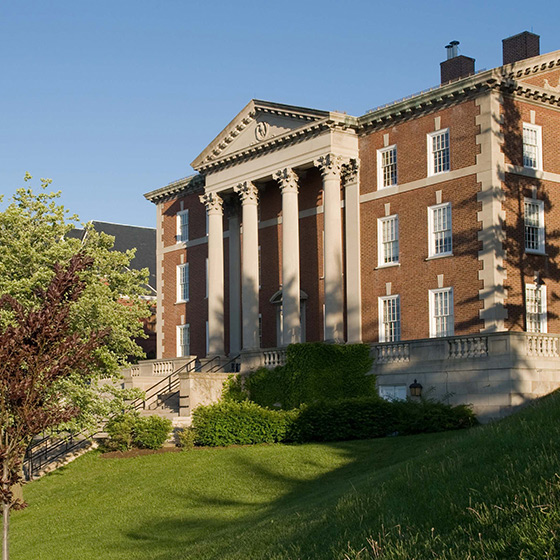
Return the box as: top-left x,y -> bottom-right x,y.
177,427 -> 197,451
290,397 -> 478,443
104,412 -> 138,451
133,415 -> 173,449
225,342 -> 375,409
192,401 -> 297,447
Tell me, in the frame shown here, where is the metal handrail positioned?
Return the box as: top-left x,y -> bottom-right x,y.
209,354 -> 241,373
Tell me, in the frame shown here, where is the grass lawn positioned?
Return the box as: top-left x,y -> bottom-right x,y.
10,392 -> 560,559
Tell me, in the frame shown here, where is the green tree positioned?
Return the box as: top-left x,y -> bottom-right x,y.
0,174 -> 150,428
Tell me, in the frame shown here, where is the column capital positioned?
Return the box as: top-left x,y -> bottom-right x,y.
199,192 -> 224,215
274,168 -> 299,194
234,181 -> 259,204
313,153 -> 347,178
341,158 -> 360,186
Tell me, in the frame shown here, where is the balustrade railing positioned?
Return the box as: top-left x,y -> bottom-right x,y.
376,343 -> 410,363
526,334 -> 560,357
263,348 -> 287,367
448,336 -> 488,359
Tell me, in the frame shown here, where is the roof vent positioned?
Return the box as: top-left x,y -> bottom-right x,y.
446,40 -> 460,60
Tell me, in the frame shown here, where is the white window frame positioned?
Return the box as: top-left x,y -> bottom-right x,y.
526,283 -> 547,333
377,214 -> 399,267
428,202 -> 452,258
522,123 -> 542,170
379,385 -> 407,401
176,263 -> 189,303
377,145 -> 397,189
524,198 -> 545,254
427,128 -> 450,176
176,209 -> 189,243
177,324 -> 190,357
378,295 -> 401,342
429,287 -> 454,338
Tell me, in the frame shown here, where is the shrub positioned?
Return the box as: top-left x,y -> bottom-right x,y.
289,397 -> 478,443
133,415 -> 173,449
192,401 -> 296,447
228,342 -> 376,410
177,427 -> 197,451
104,412 -> 138,451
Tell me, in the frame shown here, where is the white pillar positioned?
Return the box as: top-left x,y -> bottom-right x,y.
314,153 -> 345,342
199,192 -> 225,356
234,181 -> 260,350
342,159 -> 362,343
274,168 -> 301,345
228,205 -> 242,354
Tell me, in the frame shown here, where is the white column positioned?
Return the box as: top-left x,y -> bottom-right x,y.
342,159 -> 362,343
199,192 -> 224,356
234,181 -> 260,350
228,205 -> 242,354
314,153 -> 345,342
274,168 -> 301,345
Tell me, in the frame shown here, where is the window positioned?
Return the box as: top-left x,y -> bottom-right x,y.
379,295 -> 401,342
526,284 -> 547,333
523,123 -> 542,170
177,210 -> 189,243
429,288 -> 454,338
428,203 -> 452,257
377,215 -> 399,266
177,324 -> 190,357
524,198 -> 545,254
377,145 -> 397,189
177,263 -> 189,302
428,129 -> 450,176
379,385 -> 407,401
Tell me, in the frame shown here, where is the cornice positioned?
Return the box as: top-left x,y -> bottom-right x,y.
144,174 -> 204,203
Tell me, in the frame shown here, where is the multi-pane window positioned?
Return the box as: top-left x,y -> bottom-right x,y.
379,385 -> 407,401
377,145 -> 397,189
428,203 -> 452,257
524,198 -> 545,253
377,215 -> 399,266
429,288 -> 454,338
523,123 -> 542,170
177,263 -> 189,302
428,129 -> 450,175
526,284 -> 547,333
379,295 -> 401,342
177,324 -> 190,357
177,210 -> 189,242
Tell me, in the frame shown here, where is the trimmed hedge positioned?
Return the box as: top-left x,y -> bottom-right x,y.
192,401 -> 298,447
192,397 -> 477,447
104,413 -> 173,451
223,342 -> 375,409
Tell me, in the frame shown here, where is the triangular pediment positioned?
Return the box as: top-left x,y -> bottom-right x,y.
191,100 -> 328,171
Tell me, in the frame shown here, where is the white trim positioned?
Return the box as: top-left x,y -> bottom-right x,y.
524,197 -> 545,254
522,123 -> 543,171
177,324 -> 190,357
377,214 -> 399,267
427,128 -> 450,176
377,144 -> 397,189
176,209 -> 189,243
378,294 -> 401,342
176,263 -> 189,303
428,202 -> 452,258
429,287 -> 454,338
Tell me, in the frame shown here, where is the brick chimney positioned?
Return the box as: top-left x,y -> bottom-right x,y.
440,41 -> 475,85
502,31 -> 540,65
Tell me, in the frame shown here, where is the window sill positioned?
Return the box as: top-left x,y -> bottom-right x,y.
525,249 -> 547,256
377,184 -> 398,191
375,262 -> 401,270
428,169 -> 450,178
175,300 -> 189,305
425,253 -> 453,261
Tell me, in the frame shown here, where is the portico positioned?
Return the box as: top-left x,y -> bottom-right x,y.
193,100 -> 362,355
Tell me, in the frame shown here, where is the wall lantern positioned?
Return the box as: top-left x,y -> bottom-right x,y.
409,379 -> 423,397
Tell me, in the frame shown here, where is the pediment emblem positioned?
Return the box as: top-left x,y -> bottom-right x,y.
255,121 -> 269,142
543,76 -> 560,93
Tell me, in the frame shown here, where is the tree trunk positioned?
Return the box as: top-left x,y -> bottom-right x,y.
2,501 -> 8,560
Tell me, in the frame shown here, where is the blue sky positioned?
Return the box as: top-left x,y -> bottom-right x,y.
0,0 -> 557,228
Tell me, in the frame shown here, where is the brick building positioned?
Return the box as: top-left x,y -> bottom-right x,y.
144,32 -> 560,417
